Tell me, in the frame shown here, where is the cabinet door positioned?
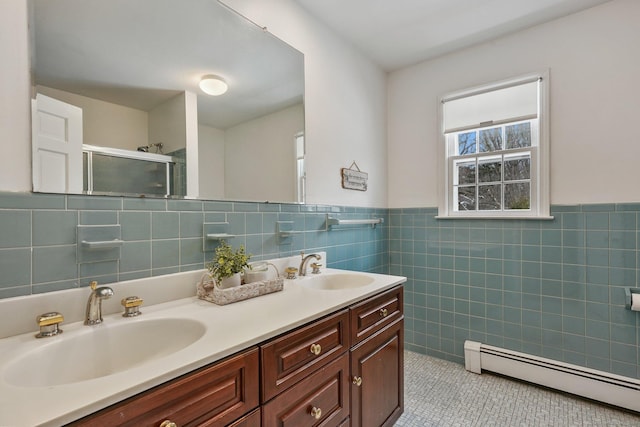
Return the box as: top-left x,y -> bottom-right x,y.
262,353 -> 350,427
262,309 -> 350,402
350,319 -> 404,427
70,348 -> 259,427
350,286 -> 403,345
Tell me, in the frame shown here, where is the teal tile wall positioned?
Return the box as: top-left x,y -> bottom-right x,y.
390,205 -> 640,379
0,192 -> 388,299
3,191 -> 637,380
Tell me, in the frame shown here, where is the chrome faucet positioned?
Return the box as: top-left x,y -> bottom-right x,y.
84,281 -> 114,325
299,252 -> 322,276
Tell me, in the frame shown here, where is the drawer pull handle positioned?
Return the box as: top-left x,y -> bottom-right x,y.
352,376 -> 363,386
379,308 -> 388,317
309,343 -> 322,356
160,421 -> 177,427
310,406 -> 323,420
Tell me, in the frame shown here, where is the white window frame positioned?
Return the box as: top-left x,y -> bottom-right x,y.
294,132 -> 305,204
437,71 -> 551,219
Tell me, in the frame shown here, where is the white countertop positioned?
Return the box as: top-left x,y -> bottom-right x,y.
0,267 -> 405,427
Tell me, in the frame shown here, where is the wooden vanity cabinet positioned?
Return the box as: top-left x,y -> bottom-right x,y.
68,348 -> 259,427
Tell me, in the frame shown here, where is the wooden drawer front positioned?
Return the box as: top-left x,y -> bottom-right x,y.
228,408 -> 261,427
70,348 -> 259,427
350,319 -> 404,427
337,416 -> 350,426
262,353 -> 350,427
350,286 -> 403,345
261,309 -> 349,402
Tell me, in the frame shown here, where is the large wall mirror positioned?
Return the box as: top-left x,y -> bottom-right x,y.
29,0 -> 305,203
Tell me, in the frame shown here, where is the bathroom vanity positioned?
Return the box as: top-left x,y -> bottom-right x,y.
70,286 -> 403,427
0,261 -> 405,427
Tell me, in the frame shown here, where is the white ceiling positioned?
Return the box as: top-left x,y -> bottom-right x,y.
293,0 -> 611,71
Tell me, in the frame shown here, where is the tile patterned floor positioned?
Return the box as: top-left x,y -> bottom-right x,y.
395,351 -> 640,426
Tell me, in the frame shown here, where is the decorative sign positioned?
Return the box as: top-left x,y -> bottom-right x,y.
341,161 -> 368,191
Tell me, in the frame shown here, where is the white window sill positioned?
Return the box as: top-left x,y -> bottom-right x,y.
435,215 -> 555,220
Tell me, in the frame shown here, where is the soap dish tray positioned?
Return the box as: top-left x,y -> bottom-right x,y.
197,274 -> 284,305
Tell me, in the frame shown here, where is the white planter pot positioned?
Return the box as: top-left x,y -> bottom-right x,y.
218,272 -> 241,289
244,261 -> 278,284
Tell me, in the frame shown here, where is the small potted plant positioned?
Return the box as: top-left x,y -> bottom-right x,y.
207,241 -> 251,289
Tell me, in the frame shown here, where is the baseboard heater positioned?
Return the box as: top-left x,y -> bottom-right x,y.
464,340 -> 640,413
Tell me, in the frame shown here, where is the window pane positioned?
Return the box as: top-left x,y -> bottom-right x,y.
505,122 -> 531,149
478,156 -> 501,183
505,182 -> 530,209
479,127 -> 502,152
504,154 -> 530,181
456,186 -> 476,211
479,184 -> 501,210
457,132 -> 476,155
454,159 -> 476,185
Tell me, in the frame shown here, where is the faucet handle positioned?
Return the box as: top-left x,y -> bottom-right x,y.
121,296 -> 143,317
90,280 -> 98,290
35,312 -> 64,338
311,262 -> 323,274
285,267 -> 298,279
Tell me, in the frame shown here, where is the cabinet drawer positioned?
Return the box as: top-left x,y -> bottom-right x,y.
261,309 -> 349,402
69,348 -> 259,427
262,353 -> 350,427
350,286 -> 403,345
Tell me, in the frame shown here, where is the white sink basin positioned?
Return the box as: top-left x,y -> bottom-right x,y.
4,317 -> 206,387
300,273 -> 375,290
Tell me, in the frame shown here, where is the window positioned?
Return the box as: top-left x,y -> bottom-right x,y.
295,132 -> 305,203
439,73 -> 550,218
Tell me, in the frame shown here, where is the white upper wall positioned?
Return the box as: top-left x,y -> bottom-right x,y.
387,0 -> 640,207
6,0 -> 633,207
148,93 -> 187,155
0,0 -> 30,192
198,124 -> 226,200
225,104 -> 303,203
0,0 -> 388,207
222,0 -> 388,208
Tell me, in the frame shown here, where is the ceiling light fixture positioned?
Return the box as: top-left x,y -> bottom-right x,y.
199,75 -> 228,96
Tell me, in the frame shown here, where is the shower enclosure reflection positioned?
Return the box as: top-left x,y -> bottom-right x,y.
83,145 -> 184,198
